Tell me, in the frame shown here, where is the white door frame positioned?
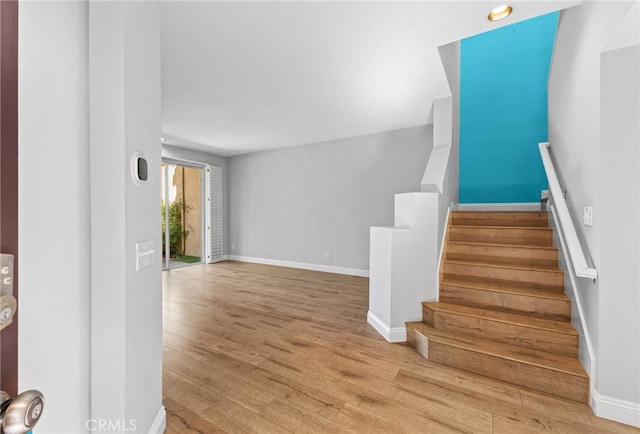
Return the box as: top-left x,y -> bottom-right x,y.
161,157 -> 207,269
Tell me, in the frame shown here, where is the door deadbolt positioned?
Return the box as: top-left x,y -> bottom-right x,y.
0,390 -> 44,434
0,254 -> 16,331
0,293 -> 17,331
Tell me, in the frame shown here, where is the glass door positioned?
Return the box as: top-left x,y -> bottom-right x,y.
161,162 -> 204,270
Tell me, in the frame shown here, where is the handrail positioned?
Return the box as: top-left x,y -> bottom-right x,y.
538,142 -> 598,280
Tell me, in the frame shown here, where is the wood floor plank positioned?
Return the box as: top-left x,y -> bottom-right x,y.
493,412 -> 597,434
164,350 -> 277,414
227,359 -> 347,420
519,390 -> 640,434
163,329 -> 269,366
393,368 -> 616,434
162,262 -> 639,433
164,397 -> 228,434
332,402 -> 452,434
255,347 -> 493,434
198,394 -> 295,434
259,399 -> 349,433
163,367 -> 220,415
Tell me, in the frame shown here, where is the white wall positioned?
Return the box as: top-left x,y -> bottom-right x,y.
228,126 -> 432,273
549,0 -> 639,425
90,2 -> 164,432
437,40 -> 461,243
18,2 -> 91,432
19,2 -> 164,433
597,24 -> 639,426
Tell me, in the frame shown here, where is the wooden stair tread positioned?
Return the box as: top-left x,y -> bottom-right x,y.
447,240 -> 557,252
445,242 -> 559,268
451,224 -> 552,230
451,211 -> 547,216
422,302 -> 577,335
440,277 -> 570,301
447,225 -> 554,247
451,211 -> 549,227
406,321 -> 587,378
443,259 -> 563,274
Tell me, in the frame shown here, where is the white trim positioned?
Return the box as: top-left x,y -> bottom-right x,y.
592,389 -> 640,428
549,205 -> 596,381
436,206 -> 451,301
367,311 -> 407,343
205,165 -> 211,263
226,255 -> 369,277
200,166 -> 207,265
452,202 -> 542,211
161,159 -> 209,269
161,155 -> 207,169
148,405 -> 166,434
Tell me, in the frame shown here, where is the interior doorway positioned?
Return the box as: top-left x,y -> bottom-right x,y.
161,161 -> 205,270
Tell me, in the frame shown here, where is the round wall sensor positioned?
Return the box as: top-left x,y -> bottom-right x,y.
131,152 -> 148,187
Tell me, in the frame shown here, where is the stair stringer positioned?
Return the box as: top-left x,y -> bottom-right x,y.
548,204 -> 596,395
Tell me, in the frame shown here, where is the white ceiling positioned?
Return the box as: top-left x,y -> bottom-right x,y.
160,1 -> 580,157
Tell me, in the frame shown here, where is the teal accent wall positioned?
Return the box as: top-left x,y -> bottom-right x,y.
459,12 -> 559,203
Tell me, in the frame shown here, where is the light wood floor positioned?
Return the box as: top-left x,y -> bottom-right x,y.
162,261 -> 638,434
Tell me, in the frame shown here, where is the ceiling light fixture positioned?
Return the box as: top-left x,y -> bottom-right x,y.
488,5 -> 513,21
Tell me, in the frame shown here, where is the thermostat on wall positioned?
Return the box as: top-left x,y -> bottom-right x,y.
131,152 -> 148,186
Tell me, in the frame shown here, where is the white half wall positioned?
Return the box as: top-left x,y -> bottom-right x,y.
369,193 -> 440,342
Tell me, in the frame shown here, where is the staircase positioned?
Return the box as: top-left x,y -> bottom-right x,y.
406,211 -> 589,402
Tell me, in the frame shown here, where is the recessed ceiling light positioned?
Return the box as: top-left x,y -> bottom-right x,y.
488,5 -> 513,21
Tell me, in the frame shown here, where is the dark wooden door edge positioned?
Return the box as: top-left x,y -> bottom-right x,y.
0,0 -> 19,396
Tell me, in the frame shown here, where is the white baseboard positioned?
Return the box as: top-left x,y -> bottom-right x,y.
148,405 -> 166,434
453,202 -> 543,211
226,255 -> 369,277
367,311 -> 406,343
592,389 -> 640,428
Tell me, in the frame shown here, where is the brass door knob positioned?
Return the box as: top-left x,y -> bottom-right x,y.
0,390 -> 44,434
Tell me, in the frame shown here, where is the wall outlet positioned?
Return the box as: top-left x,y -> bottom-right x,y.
541,190 -> 549,200
231,244 -> 235,250
583,206 -> 593,226
325,251 -> 331,260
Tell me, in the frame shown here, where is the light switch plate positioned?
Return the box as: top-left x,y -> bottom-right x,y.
136,240 -> 156,271
583,206 -> 593,226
